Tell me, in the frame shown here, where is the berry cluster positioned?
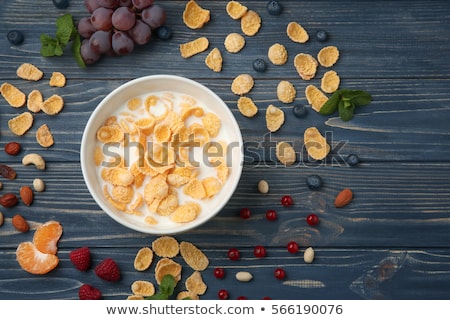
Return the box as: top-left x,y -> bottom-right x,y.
78,0 -> 167,65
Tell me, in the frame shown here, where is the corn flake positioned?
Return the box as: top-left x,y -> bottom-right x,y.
205,48 -> 223,72
286,22 -> 309,43
317,46 -> 340,67
1,82 -> 26,108
185,271 -> 207,295
152,236 -> 180,258
202,177 -> 222,198
27,89 -> 43,113
201,112 -> 221,137
294,53 -> 319,80
8,112 -> 33,136
96,125 -> 124,143
277,80 -> 296,103
36,124 -> 54,148
16,63 -> 43,81
183,179 -> 207,199
170,202 -> 201,223
304,126 -> 330,160
265,104 -> 285,132
112,185 -> 134,204
155,260 -> 182,285
216,163 -> 229,183
179,241 -> 209,271
241,10 -> 261,36
177,291 -> 199,300
144,175 -> 169,204
268,43 -> 288,65
41,94 -> 64,115
276,141 -> 296,166
131,280 -> 155,296
134,247 -> 154,271
231,74 -> 254,95
226,1 -> 248,19
237,96 -> 258,117
103,167 -> 135,186
321,70 -> 340,93
157,194 -> 178,216
127,97 -> 143,111
49,71 -> 66,87
305,85 -> 329,112
183,0 -> 210,29
224,33 -> 246,53
180,37 -> 210,58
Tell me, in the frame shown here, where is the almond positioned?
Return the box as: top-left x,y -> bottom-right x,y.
20,186 -> 33,206
12,214 -> 29,232
334,188 -> 353,208
0,193 -> 18,208
4,142 -> 21,156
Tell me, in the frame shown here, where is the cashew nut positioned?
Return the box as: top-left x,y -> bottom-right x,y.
22,153 -> 46,170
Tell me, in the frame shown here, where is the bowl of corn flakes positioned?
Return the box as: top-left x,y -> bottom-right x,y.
81,75 -> 243,234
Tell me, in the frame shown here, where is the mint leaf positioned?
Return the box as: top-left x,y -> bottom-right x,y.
338,100 -> 355,121
56,14 -> 75,46
160,274 -> 176,296
72,34 -> 86,68
40,38 -> 58,57
54,43 -> 64,56
319,90 -> 341,115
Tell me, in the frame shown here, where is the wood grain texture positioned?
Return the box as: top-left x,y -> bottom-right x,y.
0,0 -> 449,300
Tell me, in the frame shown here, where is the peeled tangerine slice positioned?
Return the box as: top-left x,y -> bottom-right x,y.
16,242 -> 59,275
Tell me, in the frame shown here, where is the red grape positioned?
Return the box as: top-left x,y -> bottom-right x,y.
97,0 -> 119,8
119,0 -> 132,7
132,0 -> 154,10
84,0 -> 101,13
112,7 -> 136,31
78,17 -> 97,38
112,31 -> 134,55
128,19 -> 152,45
141,4 -> 166,29
91,7 -> 114,31
80,39 -> 101,65
89,30 -> 112,54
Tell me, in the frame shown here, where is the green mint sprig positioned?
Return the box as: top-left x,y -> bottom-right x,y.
319,89 -> 372,121
145,274 -> 190,300
40,13 -> 85,68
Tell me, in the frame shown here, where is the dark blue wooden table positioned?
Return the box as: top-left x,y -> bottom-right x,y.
0,0 -> 449,300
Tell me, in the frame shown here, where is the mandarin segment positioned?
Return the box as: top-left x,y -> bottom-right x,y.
32,220 -> 63,255
16,241 -> 59,275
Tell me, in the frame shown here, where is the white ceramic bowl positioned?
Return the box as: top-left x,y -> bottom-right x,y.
81,75 -> 243,234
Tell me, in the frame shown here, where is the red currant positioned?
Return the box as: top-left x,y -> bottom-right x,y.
218,289 -> 229,300
227,248 -> 240,260
281,195 -> 293,207
214,267 -> 225,279
239,207 -> 251,219
287,241 -> 299,254
262,296 -> 272,300
306,213 -> 319,226
253,245 -> 267,258
237,296 -> 248,300
265,209 -> 277,221
274,268 -> 286,280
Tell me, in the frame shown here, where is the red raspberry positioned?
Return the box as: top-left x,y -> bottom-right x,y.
94,258 -> 121,282
78,284 -> 102,300
69,247 -> 91,271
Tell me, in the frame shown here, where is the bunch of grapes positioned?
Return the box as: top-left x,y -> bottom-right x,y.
78,0 -> 167,65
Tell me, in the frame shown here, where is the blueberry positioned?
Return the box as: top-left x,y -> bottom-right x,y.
316,30 -> 328,42
346,154 -> 360,166
252,58 -> 267,72
266,0 -> 283,15
52,0 -> 69,9
155,26 -> 172,40
292,104 -> 308,118
7,30 -> 24,45
306,175 -> 323,190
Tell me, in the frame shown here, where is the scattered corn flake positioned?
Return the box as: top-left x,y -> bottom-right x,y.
317,45 -> 340,67
202,177 -> 222,198
180,37 -> 210,58
134,247 -> 154,271
155,257 -> 175,274
96,125 -> 125,143
241,10 -> 261,36
205,48 -> 223,72
1,82 -> 26,107
265,104 -> 285,132
8,111 -> 33,136
177,291 -> 199,300
155,260 -> 182,285
152,236 -> 180,258
277,80 -> 296,103
183,0 -> 210,29
286,22 -> 309,43
305,84 -> 329,112
231,74 -> 254,95
170,202 -> 201,223
224,33 -> 246,53
179,241 -> 209,271
304,126 -> 330,160
321,70 -> 340,93
183,179 -> 207,199
185,271 -> 207,295
201,112 -> 221,137
268,43 -> 288,65
294,53 -> 319,80
36,124 -> 54,148
226,0 -> 248,19
276,141 -> 296,166
16,63 -> 43,81
237,96 -> 258,117
27,89 -> 43,113
131,280 -> 155,296
112,185 -> 134,204
49,71 -> 66,87
41,94 -> 64,115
